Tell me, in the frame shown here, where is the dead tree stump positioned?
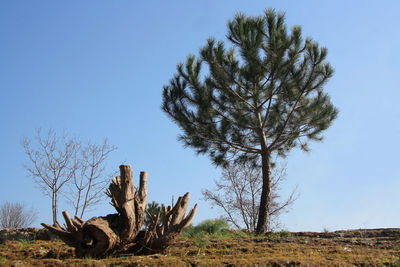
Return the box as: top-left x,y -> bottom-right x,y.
42,165 -> 197,257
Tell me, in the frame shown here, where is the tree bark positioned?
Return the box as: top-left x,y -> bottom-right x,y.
256,151 -> 272,234
52,190 -> 57,226
129,193 -> 197,255
42,165 -> 197,258
106,166 -> 147,245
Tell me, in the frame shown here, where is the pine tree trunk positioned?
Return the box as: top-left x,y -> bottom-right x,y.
42,165 -> 197,258
256,151 -> 272,234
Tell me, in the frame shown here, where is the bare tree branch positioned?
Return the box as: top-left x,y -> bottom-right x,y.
23,129 -> 117,224
22,129 -> 75,225
0,202 -> 38,229
67,139 -> 117,218
202,161 -> 297,231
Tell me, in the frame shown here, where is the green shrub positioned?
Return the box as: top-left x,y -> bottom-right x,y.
145,201 -> 165,228
183,219 -> 229,237
18,239 -> 32,249
278,230 -> 291,238
192,232 -> 209,248
182,224 -> 196,238
197,219 -> 229,234
265,230 -> 292,239
234,230 -> 254,238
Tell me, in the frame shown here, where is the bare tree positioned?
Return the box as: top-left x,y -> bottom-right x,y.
23,129 -> 117,224
0,202 -> 38,229
202,162 -> 297,231
66,140 -> 117,218
23,129 -> 76,225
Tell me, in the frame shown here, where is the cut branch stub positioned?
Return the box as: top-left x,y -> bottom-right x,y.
42,211 -> 120,257
41,211 -> 84,248
106,166 -> 147,244
130,192 -> 198,254
41,164 -> 197,258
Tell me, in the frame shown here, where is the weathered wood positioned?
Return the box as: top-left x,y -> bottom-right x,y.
78,215 -> 119,257
106,166 -> 147,245
130,192 -> 198,254
41,165 -> 196,258
43,212 -> 120,257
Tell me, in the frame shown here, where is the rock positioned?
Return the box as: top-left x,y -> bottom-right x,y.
0,228 -> 54,243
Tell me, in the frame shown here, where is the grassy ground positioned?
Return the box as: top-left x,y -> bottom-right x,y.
0,229 -> 399,266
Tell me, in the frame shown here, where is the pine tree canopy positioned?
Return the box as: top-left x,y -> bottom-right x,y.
162,9 -> 338,166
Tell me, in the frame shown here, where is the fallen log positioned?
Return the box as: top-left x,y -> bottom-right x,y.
41,165 -> 197,257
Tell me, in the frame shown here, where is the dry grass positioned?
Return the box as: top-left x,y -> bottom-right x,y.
0,229 -> 399,266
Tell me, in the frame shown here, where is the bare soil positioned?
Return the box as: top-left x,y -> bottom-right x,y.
0,228 -> 399,266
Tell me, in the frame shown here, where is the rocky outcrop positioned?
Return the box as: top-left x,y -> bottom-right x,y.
0,227 -> 53,243
293,228 -> 400,238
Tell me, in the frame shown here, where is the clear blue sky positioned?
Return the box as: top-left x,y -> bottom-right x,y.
1,1 -> 399,232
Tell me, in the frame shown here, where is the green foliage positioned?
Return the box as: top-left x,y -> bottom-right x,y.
183,219 -> 235,248
197,219 -> 229,235
278,230 -> 292,238
18,239 -> 32,249
163,7 -> 338,234
162,8 -> 338,165
266,230 -> 292,239
145,201 -> 165,227
210,230 -> 234,240
234,230 -> 255,238
82,254 -> 93,264
192,232 -> 210,249
183,219 -> 229,237
182,225 -> 196,238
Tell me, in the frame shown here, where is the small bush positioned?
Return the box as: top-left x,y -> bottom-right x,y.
183,225 -> 196,238
192,232 -> 209,248
0,202 -> 37,229
183,219 -> 229,237
234,230 -> 254,238
18,239 -> 32,249
279,230 -> 291,238
145,201 -> 165,228
266,230 -> 292,239
197,219 -> 229,235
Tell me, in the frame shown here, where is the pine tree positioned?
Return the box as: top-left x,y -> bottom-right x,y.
162,9 -> 338,234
